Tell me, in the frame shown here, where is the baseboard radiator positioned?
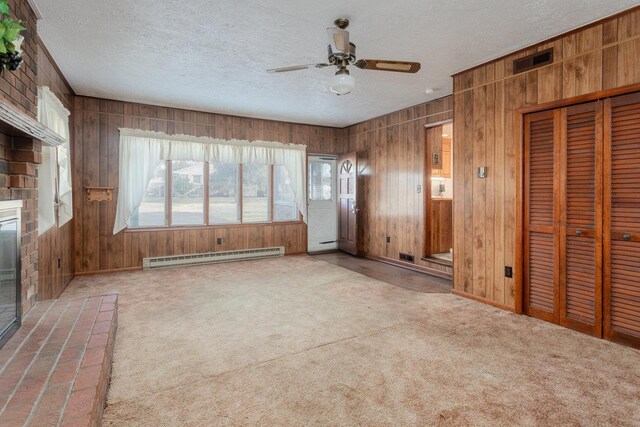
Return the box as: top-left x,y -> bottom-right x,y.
143,247 -> 285,270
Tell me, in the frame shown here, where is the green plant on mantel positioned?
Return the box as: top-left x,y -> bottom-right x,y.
0,0 -> 25,72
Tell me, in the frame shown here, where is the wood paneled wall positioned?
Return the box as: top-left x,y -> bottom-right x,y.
340,97 -> 453,277
36,41 -> 75,299
452,7 -> 640,310
73,97 -> 341,274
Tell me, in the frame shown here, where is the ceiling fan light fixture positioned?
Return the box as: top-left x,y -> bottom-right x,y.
330,69 -> 355,96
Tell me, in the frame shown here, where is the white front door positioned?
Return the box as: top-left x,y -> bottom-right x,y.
307,156 -> 337,252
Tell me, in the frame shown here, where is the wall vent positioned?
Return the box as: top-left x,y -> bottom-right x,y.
399,253 -> 415,263
513,48 -> 554,75
143,247 -> 285,270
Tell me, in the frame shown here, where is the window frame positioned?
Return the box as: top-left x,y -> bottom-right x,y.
127,161 -> 301,231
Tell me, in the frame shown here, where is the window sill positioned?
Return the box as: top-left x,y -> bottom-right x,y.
125,220 -> 304,233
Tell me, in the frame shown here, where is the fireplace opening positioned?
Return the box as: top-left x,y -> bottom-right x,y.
0,200 -> 21,348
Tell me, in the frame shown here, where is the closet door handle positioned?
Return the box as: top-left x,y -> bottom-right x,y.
575,229 -> 583,236
623,234 -> 631,241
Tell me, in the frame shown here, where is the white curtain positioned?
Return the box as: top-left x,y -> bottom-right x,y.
114,129 -> 307,234
37,146 -> 56,235
37,86 -> 72,230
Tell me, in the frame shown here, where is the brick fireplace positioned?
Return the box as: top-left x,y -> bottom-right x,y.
0,133 -> 40,315
0,0 -> 47,318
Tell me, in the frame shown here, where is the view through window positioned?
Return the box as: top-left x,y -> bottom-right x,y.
309,161 -> 333,201
131,161 -> 298,228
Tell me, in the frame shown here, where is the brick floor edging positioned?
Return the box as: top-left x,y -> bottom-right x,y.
62,294 -> 118,427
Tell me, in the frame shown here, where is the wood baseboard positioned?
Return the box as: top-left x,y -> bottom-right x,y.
451,289 -> 515,312
361,253 -> 453,280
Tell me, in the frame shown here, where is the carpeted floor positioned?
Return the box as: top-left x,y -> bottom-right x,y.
61,256 -> 640,426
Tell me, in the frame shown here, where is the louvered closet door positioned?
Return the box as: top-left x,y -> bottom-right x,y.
604,93 -> 640,347
558,102 -> 603,336
524,110 -> 558,322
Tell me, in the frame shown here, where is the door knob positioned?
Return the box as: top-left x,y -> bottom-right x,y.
624,234 -> 631,241
351,206 -> 360,214
575,229 -> 583,236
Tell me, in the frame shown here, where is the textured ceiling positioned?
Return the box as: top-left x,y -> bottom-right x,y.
34,0 -> 636,127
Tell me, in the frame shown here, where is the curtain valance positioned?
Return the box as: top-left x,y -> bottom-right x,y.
113,129 -> 307,234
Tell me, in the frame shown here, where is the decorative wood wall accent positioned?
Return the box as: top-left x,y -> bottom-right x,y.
73,96 -> 341,274
452,6 -> 640,311
340,96 -> 453,277
85,187 -> 113,202
36,41 -> 75,300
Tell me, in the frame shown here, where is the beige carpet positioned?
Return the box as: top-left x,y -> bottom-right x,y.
61,256 -> 640,426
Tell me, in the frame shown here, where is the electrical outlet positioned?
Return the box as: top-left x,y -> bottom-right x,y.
57,258 -> 61,269
417,185 -> 422,193
386,236 -> 390,243
505,266 -> 513,278
216,238 -> 222,244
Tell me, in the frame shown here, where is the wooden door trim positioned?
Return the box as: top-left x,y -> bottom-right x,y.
594,100 -> 604,338
522,113 -> 531,317
518,83 -> 640,115
555,108 -> 566,325
424,128 -> 434,256
424,123 -> 453,259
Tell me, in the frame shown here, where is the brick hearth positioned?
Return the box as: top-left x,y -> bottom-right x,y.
0,295 -> 118,426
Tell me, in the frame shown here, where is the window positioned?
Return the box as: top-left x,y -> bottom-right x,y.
172,161 -> 205,225
274,165 -> 298,221
37,86 -> 73,235
128,161 -> 300,229
131,162 -> 167,227
309,161 -> 333,201
209,162 -> 240,224
242,164 -> 270,223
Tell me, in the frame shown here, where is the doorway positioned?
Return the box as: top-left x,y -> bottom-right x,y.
337,152 -> 358,255
425,122 -> 453,265
307,155 -> 338,253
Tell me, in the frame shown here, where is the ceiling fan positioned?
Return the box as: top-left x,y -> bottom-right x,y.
267,18 -> 421,96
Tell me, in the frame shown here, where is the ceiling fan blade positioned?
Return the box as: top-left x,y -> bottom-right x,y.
354,59 -> 421,73
326,27 -> 350,53
267,63 -> 330,73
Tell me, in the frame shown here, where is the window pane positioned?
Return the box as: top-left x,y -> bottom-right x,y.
171,161 -> 205,225
273,165 -> 298,221
242,164 -> 269,223
309,161 -> 332,201
130,162 -> 166,227
209,162 -> 240,224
